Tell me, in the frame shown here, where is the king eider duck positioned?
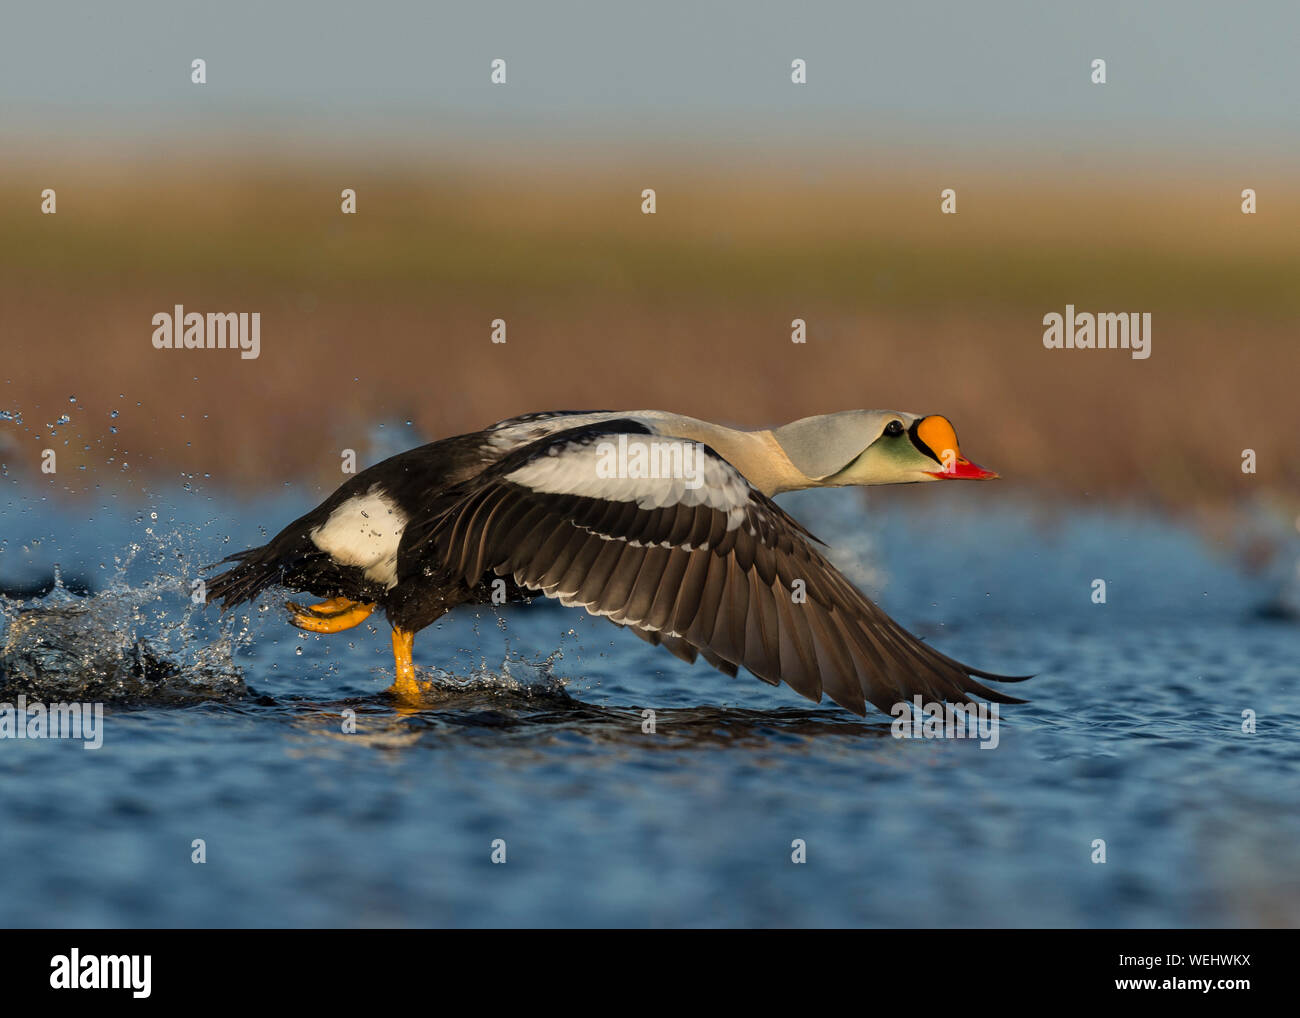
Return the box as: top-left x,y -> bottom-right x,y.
206,410 -> 1029,716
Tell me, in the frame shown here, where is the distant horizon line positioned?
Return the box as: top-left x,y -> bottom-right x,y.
5,112 -> 1300,173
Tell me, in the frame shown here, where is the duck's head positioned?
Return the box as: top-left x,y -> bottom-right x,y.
770,410 -> 999,489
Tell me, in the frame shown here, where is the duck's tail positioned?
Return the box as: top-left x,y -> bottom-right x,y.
203,545 -> 287,610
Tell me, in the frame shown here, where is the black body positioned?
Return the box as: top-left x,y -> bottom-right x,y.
205,431 -> 501,626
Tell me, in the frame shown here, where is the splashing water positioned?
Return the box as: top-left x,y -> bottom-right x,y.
0,548 -> 247,705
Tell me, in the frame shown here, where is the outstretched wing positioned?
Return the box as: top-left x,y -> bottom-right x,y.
404,421 -> 1029,716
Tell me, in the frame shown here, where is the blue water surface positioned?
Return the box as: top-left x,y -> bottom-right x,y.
1,480 -> 1297,927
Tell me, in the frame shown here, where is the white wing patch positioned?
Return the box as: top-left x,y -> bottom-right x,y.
484,412 -> 631,458
505,435 -> 752,532
309,486 -> 407,588
484,410 -> 687,458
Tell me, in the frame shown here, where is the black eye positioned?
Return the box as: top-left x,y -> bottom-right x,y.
884,420 -> 904,437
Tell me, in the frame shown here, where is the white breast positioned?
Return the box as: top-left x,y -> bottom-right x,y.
309,486 -> 407,588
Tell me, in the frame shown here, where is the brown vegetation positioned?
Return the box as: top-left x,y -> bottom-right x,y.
1,151 -> 1295,505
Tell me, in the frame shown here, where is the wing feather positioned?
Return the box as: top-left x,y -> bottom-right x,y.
399,420 -> 1029,716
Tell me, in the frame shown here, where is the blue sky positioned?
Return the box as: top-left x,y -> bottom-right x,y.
2,1 -> 1297,153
